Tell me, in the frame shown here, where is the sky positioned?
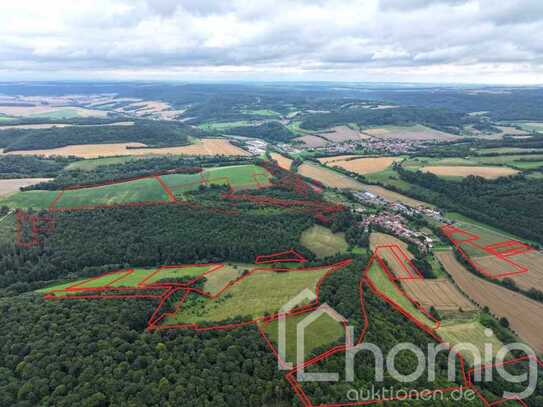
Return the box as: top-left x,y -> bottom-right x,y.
1,0 -> 542,84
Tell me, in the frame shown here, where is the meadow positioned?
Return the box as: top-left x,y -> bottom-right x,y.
300,225 -> 348,258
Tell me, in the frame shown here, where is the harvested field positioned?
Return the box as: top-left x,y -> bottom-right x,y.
317,155 -> 362,164
293,135 -> 329,148
319,126 -> 368,142
436,250 -> 543,354
370,233 -> 419,280
0,121 -> 133,131
402,279 -> 477,312
496,126 -> 530,135
361,125 -> 461,141
501,251 -> 543,292
370,232 -> 410,253
329,156 -> 401,175
0,178 -> 52,197
2,139 -> 249,158
270,152 -> 293,171
298,163 -> 363,189
421,166 -> 519,179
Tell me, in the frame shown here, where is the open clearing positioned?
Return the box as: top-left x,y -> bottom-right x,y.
421,165 -> 519,179
301,225 -> 348,258
167,265 -> 336,323
2,138 -> 249,158
65,156 -> 144,171
293,135 -> 329,148
437,322 -> 503,365
319,126 -> 368,142
270,152 -> 293,171
329,156 -> 401,175
436,250 -> 543,354
0,178 -> 52,197
361,125 -> 461,141
262,310 -> 345,363
514,122 -> 543,132
401,279 -> 477,312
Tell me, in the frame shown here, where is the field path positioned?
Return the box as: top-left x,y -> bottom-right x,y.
436,250 -> 543,354
0,209 -> 14,224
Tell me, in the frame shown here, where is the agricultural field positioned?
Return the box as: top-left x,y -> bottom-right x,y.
65,156 -> 144,171
437,321 -> 504,365
420,165 -> 519,179
366,261 -> 436,330
0,164 -> 269,209
165,264 -> 337,324
401,279 -> 477,313
476,147 -> 543,155
297,162 -> 364,189
436,251 -> 543,354
270,152 -> 293,171
0,178 -> 52,197
317,155 -> 362,164
197,121 -> 253,131
262,309 -> 346,363
0,105 -> 109,118
513,122 -> 543,132
300,225 -> 348,258
318,126 -> 368,142
2,138 -> 249,158
293,135 -> 329,148
327,156 -> 401,175
361,125 -> 461,141
0,121 -> 134,131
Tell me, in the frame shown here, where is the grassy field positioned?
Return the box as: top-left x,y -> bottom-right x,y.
437,321 -> 503,365
476,147 -> 543,155
241,109 -> 280,117
300,225 -> 348,258
367,261 -> 436,329
56,177 -> 168,208
514,122 -> 543,132
167,265 -> 335,323
1,164 -> 270,209
65,156 -> 143,171
203,264 -> 249,294
263,311 -> 345,363
363,166 -> 414,190
29,109 -> 83,119
197,121 -> 253,131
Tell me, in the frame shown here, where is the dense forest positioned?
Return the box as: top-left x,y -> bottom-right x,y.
299,106 -> 471,134
396,167 -> 543,244
0,155 -> 73,179
0,121 -> 205,152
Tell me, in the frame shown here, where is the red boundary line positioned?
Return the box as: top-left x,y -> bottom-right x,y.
255,249 -> 308,264
441,224 -> 533,279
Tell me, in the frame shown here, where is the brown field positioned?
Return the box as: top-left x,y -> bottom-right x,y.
0,178 -> 52,197
293,135 -> 329,148
361,125 -> 461,141
497,126 -> 530,136
319,126 -> 369,142
0,105 -> 108,118
436,251 -> 543,353
317,155 -> 362,164
0,121 -> 134,131
330,156 -> 401,175
370,232 -> 411,253
270,152 -> 293,171
500,251 -> 543,292
298,163 -> 363,189
402,279 -> 477,312
2,139 -> 249,158
421,165 -> 519,179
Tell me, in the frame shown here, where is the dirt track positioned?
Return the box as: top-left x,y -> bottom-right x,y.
436,250 -> 543,354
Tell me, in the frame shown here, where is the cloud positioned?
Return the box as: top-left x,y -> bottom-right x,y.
0,0 -> 541,84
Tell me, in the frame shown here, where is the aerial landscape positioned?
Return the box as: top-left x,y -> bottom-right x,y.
1,1 -> 543,406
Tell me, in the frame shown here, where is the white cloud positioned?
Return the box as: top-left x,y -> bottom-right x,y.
0,0 -> 541,83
